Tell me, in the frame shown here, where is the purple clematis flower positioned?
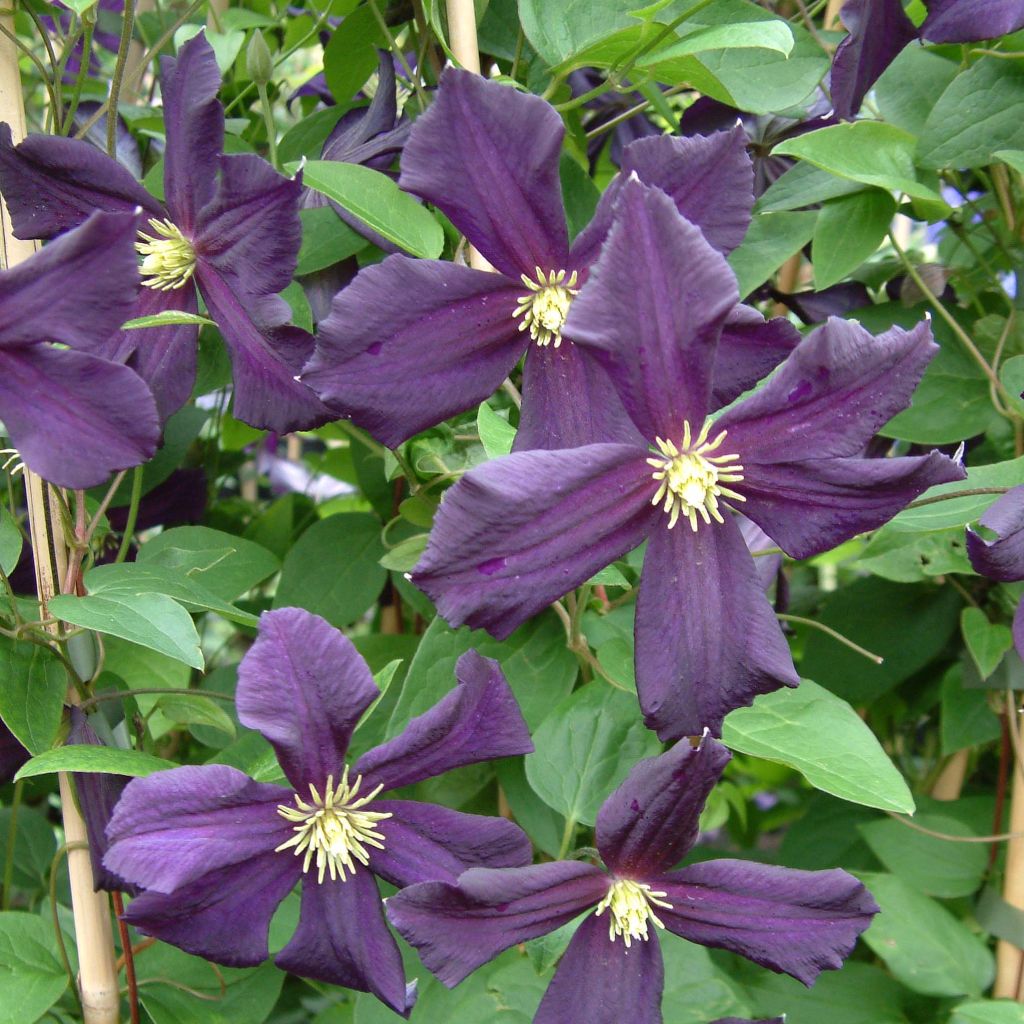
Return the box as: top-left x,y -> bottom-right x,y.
0,210 -> 159,488
387,737 -> 877,1024
303,68 -> 799,452
0,718 -> 29,785
411,179 -> 964,739
922,0 -> 1024,42
103,607 -> 533,1015
966,484 -> 1024,657
0,33 -> 332,434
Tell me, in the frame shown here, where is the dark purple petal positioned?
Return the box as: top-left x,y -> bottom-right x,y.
966,485 -> 1024,582
322,53 -> 401,161
656,860 -> 877,986
567,179 -> 738,442
302,258 -> 525,448
160,33 -> 224,232
922,0 -> 1024,41
534,913 -> 664,1024
596,738 -> 731,878
739,515 -> 783,591
398,68 -> 569,279
716,318 -> 938,463
0,346 -> 159,489
367,799 -> 531,888
831,0 -> 917,120
236,607 -> 379,790
121,851 -> 299,967
355,649 -> 532,791
412,445 -> 659,640
635,515 -> 799,740
104,764 -> 293,893
1015,600 -> 1024,659
773,282 -> 871,325
713,306 -> 801,409
737,453 -> 965,561
0,124 -> 161,239
276,873 -> 414,1016
516,341 -> 645,451
194,264 -> 334,433
0,718 -> 28,786
386,862 -> 609,986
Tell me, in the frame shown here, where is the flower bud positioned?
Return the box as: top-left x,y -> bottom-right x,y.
247,29 -> 274,87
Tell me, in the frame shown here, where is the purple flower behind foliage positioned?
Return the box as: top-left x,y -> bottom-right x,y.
0,33 -> 332,434
411,179 -> 964,739
966,484 -> 1024,658
0,211 -> 159,488
303,68 -> 800,452
568,69 -> 661,172
0,719 -> 28,785
104,607 -> 533,1015
388,737 -> 876,1024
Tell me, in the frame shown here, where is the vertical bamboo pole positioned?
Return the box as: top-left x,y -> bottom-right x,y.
824,0 -> 845,30
931,750 -> 969,801
0,15 -> 120,1023
996,697 -> 1024,1000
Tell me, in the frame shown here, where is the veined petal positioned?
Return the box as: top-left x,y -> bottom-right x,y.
596,738 -> 731,878
236,608 -> 378,790
566,179 -> 737,441
922,0 -> 1024,42
656,860 -> 877,986
966,484 -> 1024,582
160,33 -> 224,231
398,68 -> 569,278
386,862 -> 609,987
412,444 -> 659,640
712,305 -> 801,409
716,318 -> 938,463
0,123 -> 161,239
367,800 -> 531,888
104,764 -> 294,893
355,650 -> 532,791
635,516 -> 798,741
302,257 -> 526,448
534,913 -> 664,1024
276,873 -> 414,1016
738,452 -> 964,561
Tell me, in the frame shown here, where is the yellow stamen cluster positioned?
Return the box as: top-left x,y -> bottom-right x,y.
514,268 -> 580,348
648,419 -> 745,531
594,879 -> 672,947
135,218 -> 197,291
275,768 -> 391,884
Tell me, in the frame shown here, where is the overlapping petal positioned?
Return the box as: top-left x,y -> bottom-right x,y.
713,306 -> 801,408
596,739 -> 731,878
355,650 -> 531,791
966,485 -> 1024,582
386,862 -> 609,987
236,607 -> 379,790
412,445 -> 659,639
398,68 -> 569,279
922,0 -> 1024,41
634,516 -> 799,740
655,860 -> 877,986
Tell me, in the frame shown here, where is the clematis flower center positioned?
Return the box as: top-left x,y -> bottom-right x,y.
594,878 -> 672,947
275,767 -> 392,884
647,419 -> 745,531
514,267 -> 580,348
135,218 -> 197,291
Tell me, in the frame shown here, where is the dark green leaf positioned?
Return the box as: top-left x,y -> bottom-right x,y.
755,161 -> 866,214
156,692 -> 236,739
812,190 -> 896,289
322,4 -> 386,107
962,606 -> 1013,680
15,745 -> 175,781
0,913 -> 68,1024
296,206 -> 367,275
942,664 -> 1001,754
0,508 -> 21,576
875,45 -> 959,136
0,640 -> 66,754
727,210 -> 817,297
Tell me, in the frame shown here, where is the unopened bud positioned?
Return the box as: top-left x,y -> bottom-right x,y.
247,29 -> 274,87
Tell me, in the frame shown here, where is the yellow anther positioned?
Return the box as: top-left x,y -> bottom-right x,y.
594,879 -> 672,947
135,218 -> 196,291
647,418 -> 745,531
275,767 -> 391,883
514,267 -> 580,348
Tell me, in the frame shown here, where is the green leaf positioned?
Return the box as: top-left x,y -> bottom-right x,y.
638,19 -> 795,80
0,640 -> 66,754
137,525 -> 280,601
773,121 -> 946,204
121,311 -> 216,330
0,913 -> 68,1024
49,590 -> 204,670
874,44 -> 959,136
378,534 -> 428,572
296,205 -> 367,275
942,664 -> 1002,754
726,210 -> 817,297
722,680 -> 915,813
0,507 -> 21,576
524,683 -> 661,827
156,692 -> 236,739
919,58 -> 1024,170
812,190 -> 896,289
755,161 -> 866,214
477,401 -> 517,458
855,525 -> 971,583
996,149 -> 1024,176
660,938 -> 754,1022
859,872 -> 994,997
15,745 -> 175,781
274,512 -> 387,626
322,4 -> 386,108
291,160 -> 444,259
0,807 -> 56,892
953,1002 -> 1024,1024
1000,354 -> 1024,416
962,607 -> 1014,680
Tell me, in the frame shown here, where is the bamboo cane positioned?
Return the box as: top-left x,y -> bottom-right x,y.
0,14 -> 121,1023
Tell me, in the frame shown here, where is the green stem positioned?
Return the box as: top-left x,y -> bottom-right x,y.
115,466 -> 143,564
905,486 -> 1010,510
256,82 -> 278,168
777,613 -> 883,665
367,0 -> 428,111
78,687 -> 235,711
61,20 -> 93,135
1,779 -> 22,910
106,0 -> 138,157
557,816 -> 577,860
